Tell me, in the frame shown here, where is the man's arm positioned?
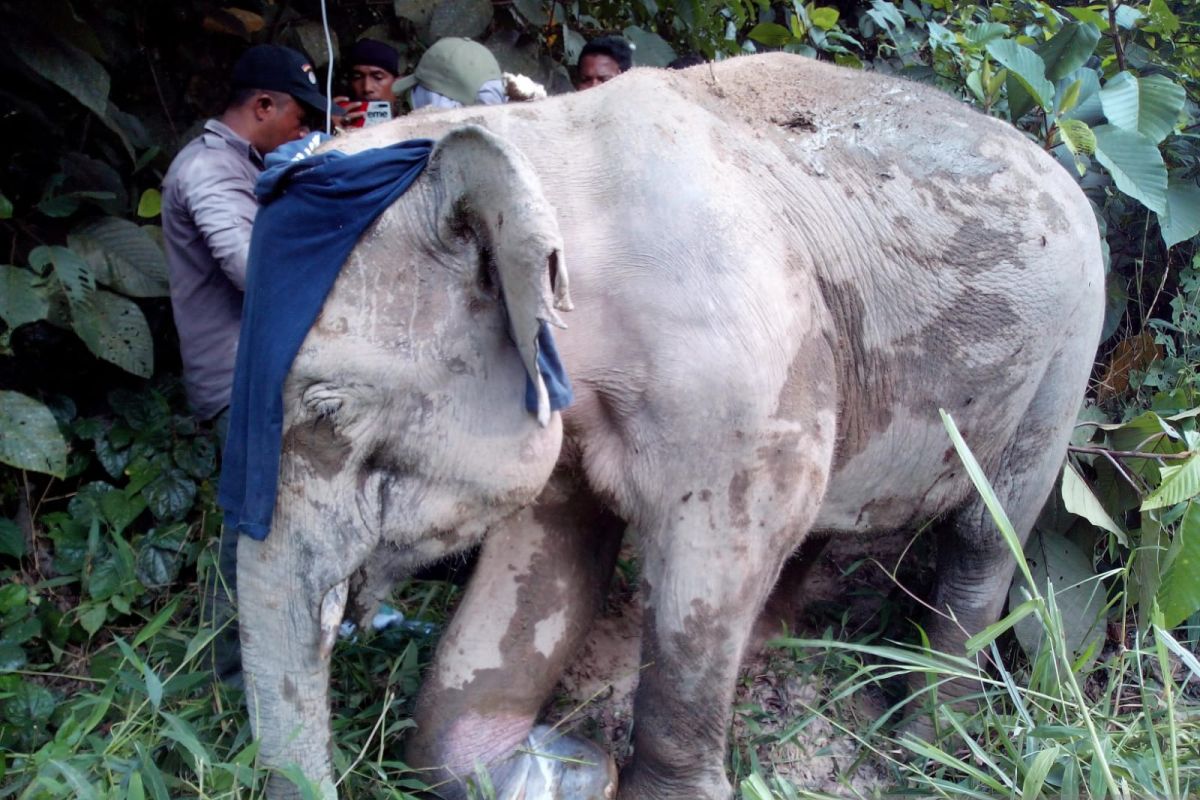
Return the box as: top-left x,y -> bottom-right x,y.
186,166 -> 259,291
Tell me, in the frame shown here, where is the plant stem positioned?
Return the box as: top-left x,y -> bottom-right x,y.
1107,0 -> 1127,72
1069,445 -> 1194,461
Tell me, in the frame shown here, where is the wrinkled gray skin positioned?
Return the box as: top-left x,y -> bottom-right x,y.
238,54 -> 1104,799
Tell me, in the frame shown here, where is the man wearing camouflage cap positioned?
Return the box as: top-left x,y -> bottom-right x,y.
393,37 -> 508,109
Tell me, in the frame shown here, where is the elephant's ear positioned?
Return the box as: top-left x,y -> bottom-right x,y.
427,125 -> 572,426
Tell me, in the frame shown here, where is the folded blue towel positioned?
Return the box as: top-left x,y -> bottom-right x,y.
218,133 -> 572,541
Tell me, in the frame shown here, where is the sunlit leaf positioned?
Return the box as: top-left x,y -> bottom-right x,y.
1062,7 -> 1108,28
748,22 -> 795,47
1141,453 -> 1200,510
1156,503 -> 1200,628
1100,72 -> 1186,144
1062,463 -> 1125,543
986,39 -> 1053,110
0,391 -> 68,477
1093,124 -> 1168,214
810,7 -> 839,31
136,188 -> 162,219
1146,0 -> 1180,35
1057,119 -> 1096,158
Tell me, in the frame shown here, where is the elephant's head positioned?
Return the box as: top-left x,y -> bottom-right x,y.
281,125 -> 572,565
238,125 -> 571,798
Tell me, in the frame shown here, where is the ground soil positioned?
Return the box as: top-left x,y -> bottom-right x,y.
544,530 -> 935,797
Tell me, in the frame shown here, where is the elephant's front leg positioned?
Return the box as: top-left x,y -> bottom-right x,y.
239,462 -> 379,799
619,442 -> 831,799
407,472 -> 623,798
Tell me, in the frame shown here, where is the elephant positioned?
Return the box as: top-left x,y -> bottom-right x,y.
234,53 -> 1105,799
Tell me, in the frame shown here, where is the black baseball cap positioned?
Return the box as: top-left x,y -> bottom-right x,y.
232,44 -> 343,116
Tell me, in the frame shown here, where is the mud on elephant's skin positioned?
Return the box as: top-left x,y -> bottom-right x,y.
237,53 -> 1105,799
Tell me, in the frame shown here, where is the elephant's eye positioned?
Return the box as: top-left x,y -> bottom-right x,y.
302,383 -> 345,420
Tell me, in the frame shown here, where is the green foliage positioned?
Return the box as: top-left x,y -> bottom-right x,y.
0,0 -> 1198,797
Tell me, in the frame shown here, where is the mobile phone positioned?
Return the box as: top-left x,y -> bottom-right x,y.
363,101 -> 393,126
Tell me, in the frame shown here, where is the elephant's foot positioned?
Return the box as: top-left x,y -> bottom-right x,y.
617,762 -> 732,800
500,725 -> 617,800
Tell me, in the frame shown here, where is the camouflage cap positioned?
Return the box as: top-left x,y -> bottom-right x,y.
392,38 -> 501,107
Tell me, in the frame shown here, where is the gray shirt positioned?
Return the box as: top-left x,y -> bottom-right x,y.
162,119 -> 264,420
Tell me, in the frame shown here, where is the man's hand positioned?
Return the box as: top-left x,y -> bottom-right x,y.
333,96 -> 366,128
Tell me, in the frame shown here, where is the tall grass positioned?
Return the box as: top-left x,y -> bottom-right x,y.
738,411 -> 1200,799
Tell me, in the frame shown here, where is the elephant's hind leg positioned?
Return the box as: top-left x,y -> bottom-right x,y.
917,345 -> 1094,727
406,471 -> 624,799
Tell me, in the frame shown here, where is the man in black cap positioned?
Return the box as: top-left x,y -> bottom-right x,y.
348,39 -> 401,107
161,43 -> 341,683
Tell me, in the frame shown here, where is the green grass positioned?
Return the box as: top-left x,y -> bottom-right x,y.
6,414 -> 1200,798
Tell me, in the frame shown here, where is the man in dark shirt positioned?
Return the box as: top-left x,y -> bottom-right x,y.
576,35 -> 633,90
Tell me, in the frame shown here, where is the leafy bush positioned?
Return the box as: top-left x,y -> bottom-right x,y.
1,0 -> 1199,797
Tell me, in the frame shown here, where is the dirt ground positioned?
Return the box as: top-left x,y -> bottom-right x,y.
544,530 -> 934,797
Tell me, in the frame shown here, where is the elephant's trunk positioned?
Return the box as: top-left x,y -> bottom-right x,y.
239,528 -> 339,800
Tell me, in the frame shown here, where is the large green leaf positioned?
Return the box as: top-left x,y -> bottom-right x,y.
623,26 -> 678,67
1010,528 -> 1105,667
9,22 -> 110,119
986,39 -> 1054,111
1038,22 -> 1101,82
0,266 -> 52,331
748,22 -> 795,47
71,289 -> 154,378
1100,72 -> 1186,144
0,391 -> 68,478
1093,124 -> 1168,214
1062,463 -> 1125,542
1157,503 -> 1200,628
1146,0 -> 1180,35
68,218 -> 169,298
142,468 -> 196,522
810,7 -> 839,31
29,245 -> 95,311
1159,177 -> 1200,249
